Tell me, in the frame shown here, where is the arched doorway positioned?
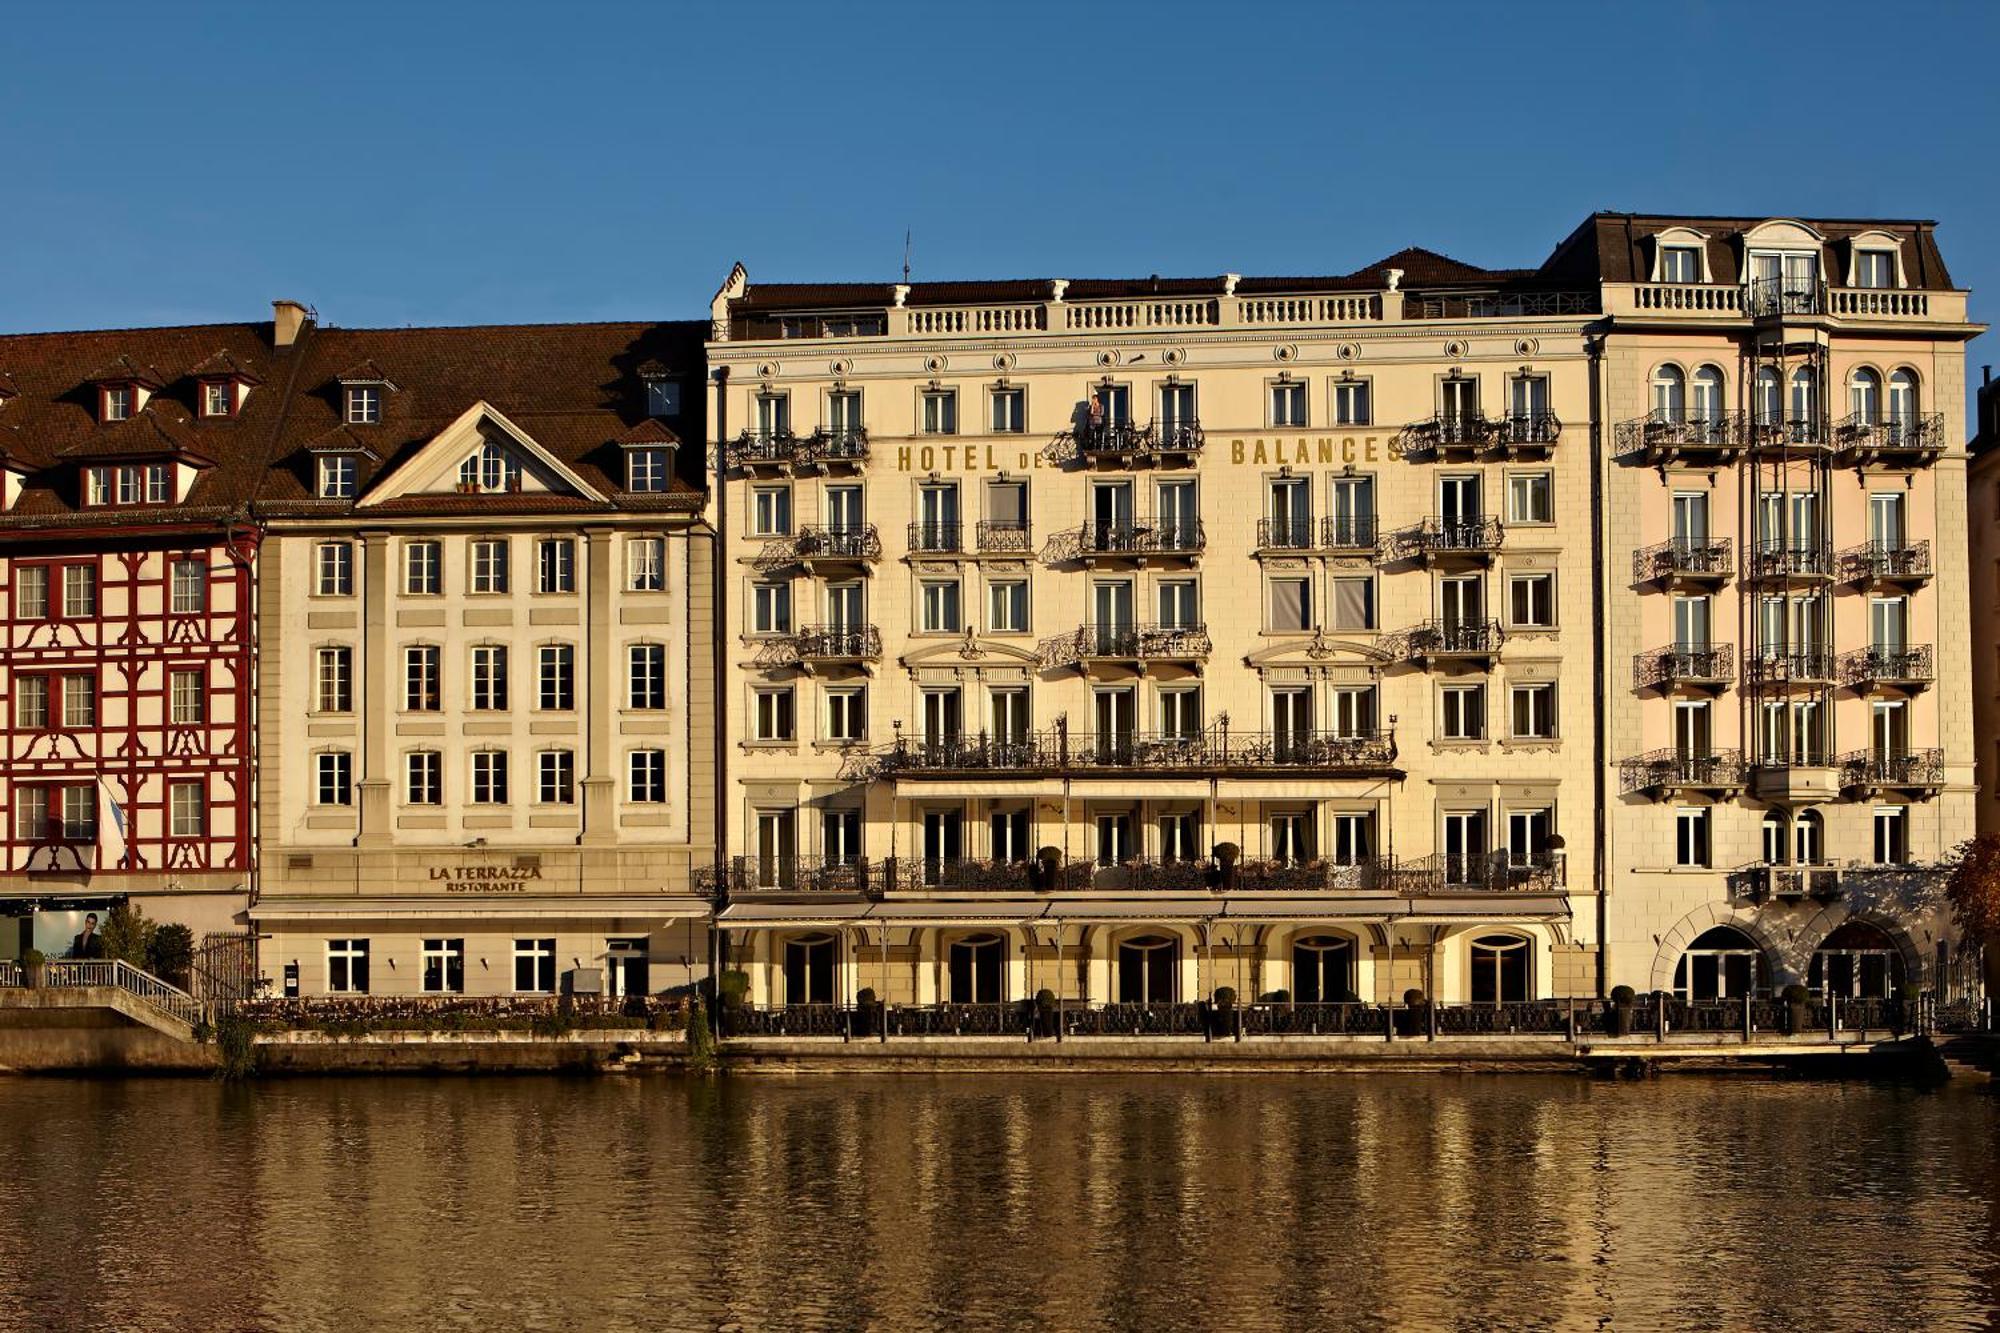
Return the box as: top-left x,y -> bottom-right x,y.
947,933 -> 1007,1004
782,932 -> 836,1006
1292,934 -> 1356,1003
1470,934 -> 1530,1004
1117,934 -> 1178,1004
1674,926 -> 1769,1001
1810,920 -> 1904,999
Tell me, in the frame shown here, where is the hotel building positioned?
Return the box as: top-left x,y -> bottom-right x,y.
248,316 -> 715,998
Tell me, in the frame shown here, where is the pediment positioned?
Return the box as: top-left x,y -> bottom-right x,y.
356,400 -> 608,507
900,633 -> 1041,667
1741,219 -> 1826,250
1245,634 -> 1390,667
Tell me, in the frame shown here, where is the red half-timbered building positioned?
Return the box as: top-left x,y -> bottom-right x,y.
0,308 -> 306,944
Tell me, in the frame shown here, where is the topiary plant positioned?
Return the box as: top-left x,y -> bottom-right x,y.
1782,983 -> 1811,1005
1212,986 -> 1236,1010
1403,987 -> 1427,1008
717,969 -> 750,1010
1610,984 -> 1636,1005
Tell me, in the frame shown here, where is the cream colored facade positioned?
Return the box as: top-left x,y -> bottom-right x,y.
708,261 -> 1603,1008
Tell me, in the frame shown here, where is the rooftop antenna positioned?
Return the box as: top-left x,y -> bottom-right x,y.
902,228 -> 912,284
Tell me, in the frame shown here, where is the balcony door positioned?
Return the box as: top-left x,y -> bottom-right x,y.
1672,491 -> 1709,546
1869,597 -> 1907,654
1158,383 -> 1196,438
1506,808 -> 1551,868
1508,374 -> 1549,424
781,933 -> 835,1006
922,688 -> 962,746
1331,476 -> 1373,547
1094,687 -> 1136,759
825,582 -> 863,631
756,810 -> 796,889
1116,935 -> 1177,1004
923,809 -> 964,885
1329,686 -> 1374,739
1093,580 -> 1134,655
1159,812 -> 1201,863
991,687 -> 1030,747
1691,366 -> 1724,429
1438,474 -> 1480,526
1871,700 -> 1909,761
918,483 -> 960,550
991,807 -> 1031,863
1091,481 -> 1133,548
1156,580 -> 1198,630
1270,478 -> 1311,547
1270,811 -> 1312,867
1329,813 -> 1372,867
1272,687 -> 1312,756
1868,492 -> 1905,551
1157,479 -> 1198,550
1672,595 -> 1711,654
825,484 -> 864,534
1096,812 -> 1134,868
947,934 -> 1005,1005
1674,700 -> 1712,760
1439,575 -> 1483,634
1440,375 -> 1479,429
1442,810 -> 1487,885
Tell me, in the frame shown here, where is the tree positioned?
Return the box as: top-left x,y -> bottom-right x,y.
1942,835 -> 2000,995
98,902 -> 156,970
147,923 -> 195,990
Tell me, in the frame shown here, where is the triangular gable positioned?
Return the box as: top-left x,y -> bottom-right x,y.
356,400 -> 610,508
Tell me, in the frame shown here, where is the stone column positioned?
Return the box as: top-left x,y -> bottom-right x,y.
355,529 -> 391,846
580,527 -> 616,844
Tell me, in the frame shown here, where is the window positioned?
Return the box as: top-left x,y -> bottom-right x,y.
102,385 -> 133,422
627,537 -> 665,591
314,542 -> 353,596
754,391 -> 791,437
537,750 -> 574,805
169,782 -> 205,837
1270,381 -> 1308,427
469,538 -> 510,594
1442,684 -> 1485,740
1854,250 -> 1895,290
513,938 -> 557,993
987,577 -> 1028,633
1269,576 -> 1312,632
1161,687 -> 1202,738
1659,245 -> 1702,283
404,645 -> 441,711
751,581 -> 792,634
629,749 -> 667,803
406,751 -> 442,805
751,486 -> 793,536
470,645 -> 509,711
15,676 -> 48,729
195,381 -> 232,419
1267,476 -> 1312,548
404,541 -> 441,595
316,455 -> 356,499
920,388 -> 958,435
16,566 -> 49,619
753,687 -> 796,741
170,558 -> 206,614
1333,379 -> 1371,426
1330,576 -> 1374,631
826,388 -> 863,437
61,675 -> 95,727
314,752 -> 352,806
1157,579 -> 1198,628
629,644 -> 667,709
1507,472 -> 1552,524
989,386 -> 1025,434
470,751 -> 509,804
1509,683 -> 1556,739
645,378 -> 679,417
536,644 -> 573,711
825,687 -> 867,743
1873,807 -> 1908,865
59,786 -> 96,841
627,447 -> 672,491
421,939 -> 465,994
1508,574 -> 1554,628
61,565 -> 96,617
12,787 -> 48,842
457,442 -> 522,494
169,669 -> 203,724
345,385 -> 381,425
1440,374 -> 1480,426
327,940 -> 370,994
1676,808 -> 1711,867
920,579 -> 962,633
536,537 -> 573,594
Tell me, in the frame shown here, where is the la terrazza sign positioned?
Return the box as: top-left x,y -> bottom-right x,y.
430,863 -> 543,891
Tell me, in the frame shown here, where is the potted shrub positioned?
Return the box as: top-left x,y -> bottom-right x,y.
854,986 -> 878,1038
1211,842 -> 1240,891
1209,985 -> 1237,1039
1034,987 -> 1058,1038
1893,980 -> 1921,1038
1782,983 -> 1812,1035
1398,987 -> 1428,1038
21,948 -> 46,988
1608,984 -> 1637,1037
1030,846 -> 1064,893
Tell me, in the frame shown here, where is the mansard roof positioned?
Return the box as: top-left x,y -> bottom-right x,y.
1541,212 -> 1959,291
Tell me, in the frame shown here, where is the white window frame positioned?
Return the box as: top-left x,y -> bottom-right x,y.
406,751 -> 442,806
470,750 -> 510,805
470,644 -> 509,711
404,540 -> 442,595
627,536 -> 666,592
537,643 -> 574,712
316,455 -> 357,499
536,537 -> 574,594
628,749 -> 667,803
314,751 -> 353,807
628,643 -> 667,710
537,750 -> 575,805
314,541 -> 354,597
170,558 -> 206,614
469,537 -> 511,595
344,385 -> 382,425
314,647 -> 352,713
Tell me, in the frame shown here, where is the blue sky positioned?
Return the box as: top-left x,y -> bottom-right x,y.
2,0 -> 1995,403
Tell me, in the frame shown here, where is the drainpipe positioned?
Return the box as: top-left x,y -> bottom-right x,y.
710,365 -> 730,999
1589,332 -> 1611,999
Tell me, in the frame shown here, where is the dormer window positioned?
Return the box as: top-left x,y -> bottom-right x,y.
1659,245 -> 1702,284
627,448 -> 672,492
645,378 -> 679,418
345,385 -> 381,425
457,441 -> 521,494
85,463 -> 170,507
201,382 -> 234,418
1854,250 -> 1895,290
317,455 -> 357,499
102,385 -> 133,422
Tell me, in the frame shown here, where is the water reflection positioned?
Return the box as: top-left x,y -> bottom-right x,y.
0,1076 -> 1991,1331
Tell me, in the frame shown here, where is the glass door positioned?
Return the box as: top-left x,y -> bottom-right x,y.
1270,811 -> 1311,866
1093,687 -> 1135,762
1095,812 -> 1133,868
1270,478 -> 1311,548
1442,810 -> 1487,886
923,809 -> 963,886
755,810 -> 796,890
918,483 -> 959,552
1868,492 -> 1904,553
1091,481 -> 1133,551
1329,687 -> 1374,739
1672,595 -> 1710,653
1272,687 -> 1312,759
1331,476 -> 1373,548
1093,580 -> 1134,656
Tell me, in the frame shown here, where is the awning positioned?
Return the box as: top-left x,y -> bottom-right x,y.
249,896 -> 712,922
885,779 -> 1068,799
715,894 -> 1574,930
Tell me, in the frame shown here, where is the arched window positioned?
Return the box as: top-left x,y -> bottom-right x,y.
1754,366 -> 1783,426
1887,370 -> 1918,431
1691,366 -> 1725,427
1470,934 -> 1530,1004
947,933 -> 1006,1005
1793,809 -> 1823,865
1809,920 -> 1903,999
1674,926 -> 1770,1000
1651,364 -> 1686,422
458,441 -> 521,494
1117,934 -> 1178,1005
782,932 -> 837,1006
1849,367 -> 1881,423
1292,934 -> 1356,1004
1761,810 -> 1788,865
1788,365 -> 1817,436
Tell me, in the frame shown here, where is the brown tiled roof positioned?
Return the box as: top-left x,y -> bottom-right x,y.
302,424 -> 382,459
53,401 -> 216,465
617,418 -> 680,446
335,358 -> 394,384
85,353 -> 167,387
0,371 -> 19,399
1543,212 -> 1959,290
187,349 -> 264,383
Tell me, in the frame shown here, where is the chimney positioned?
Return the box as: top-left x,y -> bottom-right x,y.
273,299 -> 310,348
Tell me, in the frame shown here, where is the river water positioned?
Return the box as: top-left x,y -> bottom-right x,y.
0,1075 -> 1991,1332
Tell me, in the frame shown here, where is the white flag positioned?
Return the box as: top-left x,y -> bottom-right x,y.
97,779 -> 127,870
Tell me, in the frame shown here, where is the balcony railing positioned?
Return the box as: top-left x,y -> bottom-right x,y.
1615,410 -> 1747,461
1633,643 -> 1735,691
1751,542 -> 1832,581
1749,415 -> 1826,449
1749,748 -> 1836,771
1733,866 -> 1843,902
729,428 -> 801,467
1743,649 -> 1834,687
1839,539 -> 1931,585
1389,617 -> 1504,662
975,520 -> 1033,553
1064,518 -> 1206,560
1745,276 -> 1824,317
1828,288 -> 1933,319
1491,412 -> 1563,450
1633,536 -> 1733,584
1399,851 -> 1567,894
1839,645 -> 1934,689
906,521 -> 964,554
793,524 -> 880,563
1054,419 -> 1206,465
1041,622 -> 1211,669
791,624 -> 882,663
1254,516 -> 1379,554
882,857 -> 1084,894
876,727 -> 1400,778
1834,411 -> 1945,462
801,426 -> 869,466
723,854 -> 874,895
1618,748 -> 1746,796
1838,748 -> 1945,791
1399,412 -> 1494,455
1388,516 -> 1503,562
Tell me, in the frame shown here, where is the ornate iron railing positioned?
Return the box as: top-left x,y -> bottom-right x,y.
1748,747 -> 1836,771
1615,410 -> 1747,458
1742,649 -> 1834,686
1388,516 -> 1504,561
728,428 -> 801,467
1618,748 -> 1745,795
1398,412 -> 1494,453
1491,412 -> 1563,448
1633,536 -> 1732,583
1750,542 -> 1832,580
1834,411 -> 1945,457
1056,518 -> 1206,560
723,855 -> 875,895
791,625 -> 882,662
1839,645 -> 1934,688
1744,276 -> 1824,317
1839,539 -> 1931,584
800,426 -> 869,465
1047,419 -> 1207,466
1040,622 -> 1211,668
1400,851 -> 1565,894
1731,866 -> 1843,902
1838,748 -> 1945,789
876,728 -> 1400,777
793,524 -> 880,562
1749,415 -> 1827,449
1255,516 -> 1379,552
1633,643 -> 1735,690
975,520 -> 1033,552
906,521 -> 964,553
1387,617 -> 1504,661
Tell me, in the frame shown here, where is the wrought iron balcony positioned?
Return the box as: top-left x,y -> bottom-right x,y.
1256,517 -> 1318,552
1743,649 -> 1835,687
1615,410 -> 1747,462
1050,518 -> 1205,564
1733,865 -> 1842,903
1839,645 -> 1934,691
875,727 -> 1400,778
723,854 -> 875,895
881,856 -> 1087,894
1224,856 -> 1418,894
1838,747 -> 1945,793
1255,516 -> 1379,554
1618,748 -> 1746,797
1398,412 -> 1493,457
1744,276 -> 1825,318
1388,515 -> 1504,564
1633,536 -> 1733,585
1388,617 -> 1503,665
906,521 -> 964,554
1749,415 -> 1827,450
1633,643 -> 1735,691
1833,412 -> 1945,465
793,524 -> 880,566
1401,850 -> 1566,894
1490,412 -> 1563,454
1058,419 -> 1205,466
790,624 -> 882,665
975,520 -> 1033,553
728,427 -> 802,468
800,425 -> 869,467
1750,542 -> 1832,582
1040,622 -> 1211,670
1839,539 -> 1932,587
